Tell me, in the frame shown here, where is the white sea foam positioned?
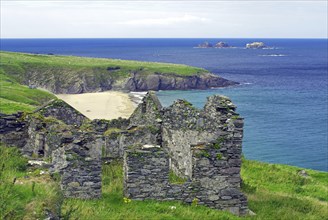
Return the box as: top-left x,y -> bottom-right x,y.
129,91 -> 147,105
259,54 -> 287,57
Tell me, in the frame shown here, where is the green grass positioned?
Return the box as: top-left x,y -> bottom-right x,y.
62,159 -> 328,220
0,51 -> 207,79
241,160 -> 328,220
0,51 -> 209,114
0,146 -> 62,220
0,73 -> 56,114
1,146 -> 327,220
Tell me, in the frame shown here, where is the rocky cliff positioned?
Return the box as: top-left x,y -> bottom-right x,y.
0,51 -> 238,94
124,72 -> 236,92
20,71 -> 236,94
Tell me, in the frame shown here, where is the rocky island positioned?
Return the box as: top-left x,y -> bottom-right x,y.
246,42 -> 268,49
197,41 -> 233,48
197,41 -> 213,48
214,41 -> 232,48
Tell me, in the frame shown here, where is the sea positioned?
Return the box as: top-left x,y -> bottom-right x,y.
1,38 -> 327,171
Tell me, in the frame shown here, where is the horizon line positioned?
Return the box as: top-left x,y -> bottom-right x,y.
1,37 -> 328,40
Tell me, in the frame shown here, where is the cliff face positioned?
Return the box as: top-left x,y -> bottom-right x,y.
124,72 -> 237,91
1,51 -> 238,94
14,70 -> 237,94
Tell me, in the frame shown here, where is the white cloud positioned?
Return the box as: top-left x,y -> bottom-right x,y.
0,1 -> 327,38
118,14 -> 210,26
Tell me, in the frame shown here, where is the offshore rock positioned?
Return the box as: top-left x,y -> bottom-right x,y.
215,42 -> 231,48
246,42 -> 267,49
197,41 -> 213,48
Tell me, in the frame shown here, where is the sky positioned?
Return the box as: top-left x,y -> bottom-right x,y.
1,0 -> 327,38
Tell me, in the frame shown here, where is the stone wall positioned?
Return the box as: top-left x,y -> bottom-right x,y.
1,92 -> 248,214
129,91 -> 162,127
35,99 -> 87,126
0,102 -> 103,200
124,140 -> 247,215
123,92 -> 248,216
20,114 -> 77,158
191,141 -> 247,215
51,132 -> 103,199
0,112 -> 28,148
124,147 -> 169,200
161,96 -> 241,179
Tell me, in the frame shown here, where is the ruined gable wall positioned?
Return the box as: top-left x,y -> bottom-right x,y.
36,99 -> 87,126
123,93 -> 248,215
162,96 -> 240,179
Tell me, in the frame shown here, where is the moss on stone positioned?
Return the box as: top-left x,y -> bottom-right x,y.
79,121 -> 94,132
212,136 -> 226,149
146,125 -> 160,135
216,153 -> 222,160
104,128 -> 122,137
196,150 -> 211,158
169,170 -> 188,185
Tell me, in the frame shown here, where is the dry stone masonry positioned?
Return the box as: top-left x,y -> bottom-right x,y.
0,112 -> 28,148
0,91 -> 248,216
0,100 -> 103,199
50,132 -> 103,199
122,92 -> 248,215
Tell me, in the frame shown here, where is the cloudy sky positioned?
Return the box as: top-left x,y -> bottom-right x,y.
1,0 -> 327,38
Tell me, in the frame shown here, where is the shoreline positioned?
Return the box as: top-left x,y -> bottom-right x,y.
56,91 -> 146,120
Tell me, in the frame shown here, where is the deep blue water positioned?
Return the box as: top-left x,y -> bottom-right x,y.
1,38 -> 327,171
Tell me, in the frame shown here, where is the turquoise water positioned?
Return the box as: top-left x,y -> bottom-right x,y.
157,85 -> 327,171
1,38 -> 327,171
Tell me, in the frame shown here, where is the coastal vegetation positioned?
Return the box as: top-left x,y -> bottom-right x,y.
1,145 -> 327,219
1,50 -> 327,220
0,51 -> 235,94
0,50 -> 206,80
0,73 -> 56,114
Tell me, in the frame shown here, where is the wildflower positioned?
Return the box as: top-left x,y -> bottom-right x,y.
123,197 -> 131,204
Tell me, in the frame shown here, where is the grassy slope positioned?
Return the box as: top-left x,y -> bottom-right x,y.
0,73 -> 56,114
1,51 -> 327,219
62,160 -> 328,220
0,50 -> 207,114
2,146 -> 326,220
0,147 -> 62,220
0,51 -> 207,79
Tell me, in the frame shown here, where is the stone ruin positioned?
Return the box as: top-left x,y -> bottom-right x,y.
0,100 -> 103,199
0,92 -> 248,215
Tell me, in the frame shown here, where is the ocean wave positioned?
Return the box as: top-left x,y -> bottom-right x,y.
129,91 -> 147,105
259,54 -> 287,57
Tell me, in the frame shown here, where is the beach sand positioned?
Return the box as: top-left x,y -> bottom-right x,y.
56,91 -> 142,120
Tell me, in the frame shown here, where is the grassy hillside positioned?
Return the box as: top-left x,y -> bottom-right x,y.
0,146 -> 61,220
0,51 -> 207,79
0,51 -> 215,94
1,146 -> 327,220
0,73 -> 56,114
0,50 -> 211,114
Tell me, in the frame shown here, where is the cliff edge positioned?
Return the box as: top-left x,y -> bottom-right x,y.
0,51 -> 238,94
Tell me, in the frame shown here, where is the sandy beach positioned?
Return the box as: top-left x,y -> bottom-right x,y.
56,91 -> 143,120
